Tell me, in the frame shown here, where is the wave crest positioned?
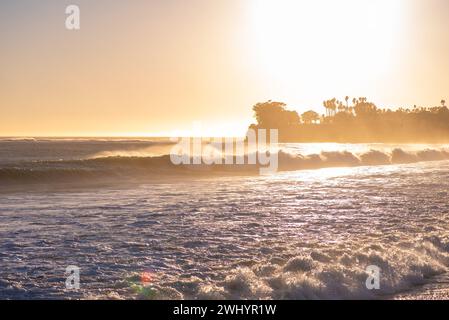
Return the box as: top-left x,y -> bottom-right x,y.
1,147 -> 449,184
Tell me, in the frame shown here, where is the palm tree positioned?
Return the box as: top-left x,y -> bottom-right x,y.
323,101 -> 329,117
323,98 -> 341,117
330,98 -> 337,116
441,99 -> 446,107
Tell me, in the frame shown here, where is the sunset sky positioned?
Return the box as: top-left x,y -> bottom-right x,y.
1,0 -> 449,136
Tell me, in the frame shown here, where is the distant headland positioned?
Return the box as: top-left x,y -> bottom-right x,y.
248,98 -> 449,143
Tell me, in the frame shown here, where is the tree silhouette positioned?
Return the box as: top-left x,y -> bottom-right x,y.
250,96 -> 449,142
323,99 -> 337,117
354,98 -> 377,117
326,100 -> 334,116
252,101 -> 299,128
301,110 -> 320,124
323,101 -> 330,117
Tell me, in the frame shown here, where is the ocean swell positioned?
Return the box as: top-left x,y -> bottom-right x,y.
1,148 -> 449,184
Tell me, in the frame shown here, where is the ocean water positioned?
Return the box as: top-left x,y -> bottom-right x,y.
1,138 -> 449,299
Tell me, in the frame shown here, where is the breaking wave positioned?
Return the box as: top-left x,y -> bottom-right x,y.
277,148 -> 449,170
145,235 -> 449,300
1,147 -> 449,184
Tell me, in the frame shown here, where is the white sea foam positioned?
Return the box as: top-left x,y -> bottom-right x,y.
1,141 -> 449,300
194,236 -> 449,299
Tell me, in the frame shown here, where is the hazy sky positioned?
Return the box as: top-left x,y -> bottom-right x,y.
1,0 -> 449,136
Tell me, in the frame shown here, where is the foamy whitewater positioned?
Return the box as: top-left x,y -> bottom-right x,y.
1,138 -> 449,299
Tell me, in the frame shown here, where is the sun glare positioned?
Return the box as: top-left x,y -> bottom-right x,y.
249,0 -> 405,100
